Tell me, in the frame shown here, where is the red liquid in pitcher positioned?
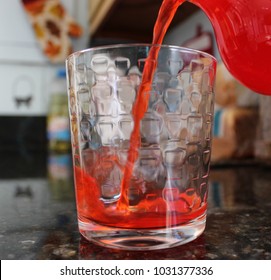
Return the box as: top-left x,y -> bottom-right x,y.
190,0 -> 271,95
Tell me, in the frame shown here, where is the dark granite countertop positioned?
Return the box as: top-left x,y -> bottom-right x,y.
0,151 -> 271,260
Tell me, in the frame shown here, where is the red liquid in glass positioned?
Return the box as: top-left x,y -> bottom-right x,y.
75,166 -> 205,229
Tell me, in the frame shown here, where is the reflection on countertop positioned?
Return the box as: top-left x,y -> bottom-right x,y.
0,152 -> 271,260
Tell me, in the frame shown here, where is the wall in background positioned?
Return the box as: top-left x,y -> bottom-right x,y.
164,10 -> 221,60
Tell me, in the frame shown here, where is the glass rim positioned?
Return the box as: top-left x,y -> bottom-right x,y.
66,43 -> 217,63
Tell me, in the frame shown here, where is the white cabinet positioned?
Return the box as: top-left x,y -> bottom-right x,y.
0,63 -> 53,116
0,0 -> 89,116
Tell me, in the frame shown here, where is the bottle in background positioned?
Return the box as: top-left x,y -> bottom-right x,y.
47,69 -> 70,152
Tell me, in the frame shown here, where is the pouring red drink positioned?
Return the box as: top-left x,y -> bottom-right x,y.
119,0 -> 271,210
147,0 -> 271,95
68,0 -> 269,249
75,0 -> 211,230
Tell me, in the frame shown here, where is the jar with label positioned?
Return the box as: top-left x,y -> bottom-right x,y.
47,69 -> 70,152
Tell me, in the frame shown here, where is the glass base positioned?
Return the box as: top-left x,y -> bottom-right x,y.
78,213 -> 206,251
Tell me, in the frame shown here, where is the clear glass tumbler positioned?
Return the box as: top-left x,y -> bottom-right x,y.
66,44 -> 216,250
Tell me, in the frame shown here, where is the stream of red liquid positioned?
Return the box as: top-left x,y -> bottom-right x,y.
76,0 -> 205,229
117,0 -> 271,212
117,0 -> 182,210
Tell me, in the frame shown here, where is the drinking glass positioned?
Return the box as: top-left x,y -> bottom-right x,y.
66,44 -> 216,250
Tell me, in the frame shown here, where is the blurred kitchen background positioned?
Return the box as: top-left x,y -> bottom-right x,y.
1,0 -> 271,260
0,0 -> 270,168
